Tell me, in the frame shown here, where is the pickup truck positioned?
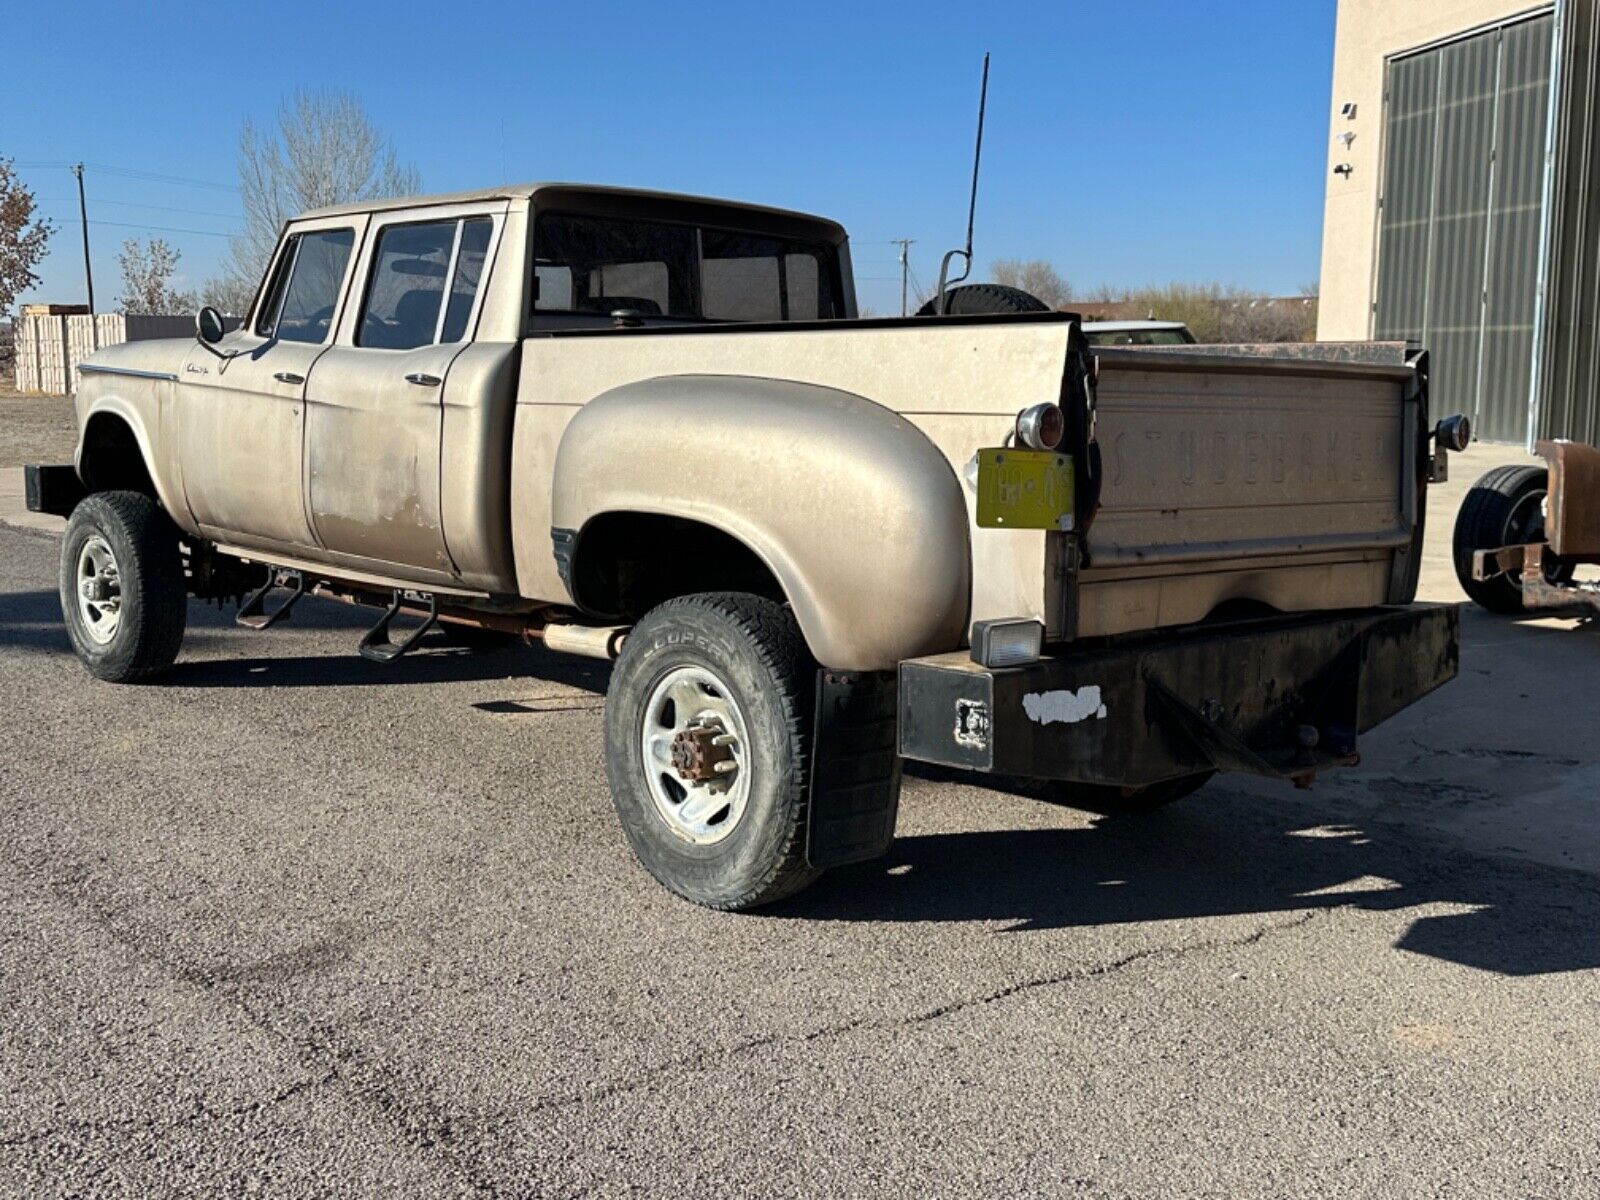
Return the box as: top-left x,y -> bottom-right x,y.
27,182 -> 1463,910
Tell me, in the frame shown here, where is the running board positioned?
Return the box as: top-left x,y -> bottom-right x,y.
358,592 -> 439,663
236,570 -> 306,630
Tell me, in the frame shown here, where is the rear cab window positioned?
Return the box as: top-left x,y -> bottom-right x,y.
531,211 -> 843,326
357,215 -> 496,350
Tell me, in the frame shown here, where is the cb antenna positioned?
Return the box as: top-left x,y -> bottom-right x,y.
934,52 -> 990,316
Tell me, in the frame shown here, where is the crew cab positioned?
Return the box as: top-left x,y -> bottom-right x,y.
27,182 -> 1464,909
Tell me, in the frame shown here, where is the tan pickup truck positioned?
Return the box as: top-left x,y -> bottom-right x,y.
27,183 -> 1464,909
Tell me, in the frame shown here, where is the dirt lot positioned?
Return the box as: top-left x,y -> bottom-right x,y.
0,385 -> 77,468
1,438 -> 1597,1197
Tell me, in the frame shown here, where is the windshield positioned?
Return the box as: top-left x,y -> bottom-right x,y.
533,212 -> 843,324
1084,326 -> 1196,346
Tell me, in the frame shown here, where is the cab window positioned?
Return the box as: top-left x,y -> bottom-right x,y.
256,228 -> 355,344
359,216 -> 495,350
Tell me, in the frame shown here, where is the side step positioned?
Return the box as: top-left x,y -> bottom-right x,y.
236,570 -> 306,630
358,592 -> 438,663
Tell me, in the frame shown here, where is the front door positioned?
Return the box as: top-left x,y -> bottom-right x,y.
304,204 -> 501,578
177,216 -> 365,553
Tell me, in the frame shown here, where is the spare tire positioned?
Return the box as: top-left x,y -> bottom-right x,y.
917,283 -> 1051,316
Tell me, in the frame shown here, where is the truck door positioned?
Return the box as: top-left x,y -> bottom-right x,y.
304,204 -> 502,578
177,216 -> 364,554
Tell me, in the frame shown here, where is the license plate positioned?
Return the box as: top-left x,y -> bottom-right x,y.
976,448 -> 1075,531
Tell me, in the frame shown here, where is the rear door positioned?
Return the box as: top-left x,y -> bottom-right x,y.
178,216 -> 364,553
305,202 -> 504,578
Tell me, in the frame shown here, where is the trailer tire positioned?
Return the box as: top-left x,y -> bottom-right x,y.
1452,465 -> 1567,613
603,592 -> 819,910
916,283 -> 1051,316
59,491 -> 187,682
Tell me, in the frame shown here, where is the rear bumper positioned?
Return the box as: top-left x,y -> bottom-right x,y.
897,604 -> 1459,788
24,464 -> 86,517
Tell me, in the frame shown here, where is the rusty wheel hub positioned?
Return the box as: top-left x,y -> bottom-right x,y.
671,722 -> 735,783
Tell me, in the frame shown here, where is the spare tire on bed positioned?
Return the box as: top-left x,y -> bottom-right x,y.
916,283 -> 1051,316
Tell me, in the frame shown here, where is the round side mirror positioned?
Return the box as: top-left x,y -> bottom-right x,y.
196,306 -> 226,345
1435,413 -> 1471,453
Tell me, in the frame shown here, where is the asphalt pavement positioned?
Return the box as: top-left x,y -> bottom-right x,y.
2,444 -> 1599,1197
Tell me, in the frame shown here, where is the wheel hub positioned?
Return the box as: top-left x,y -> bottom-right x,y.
641,665 -> 752,845
75,535 -> 123,645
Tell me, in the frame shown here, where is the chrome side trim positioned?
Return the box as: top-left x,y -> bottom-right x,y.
78,363 -> 179,382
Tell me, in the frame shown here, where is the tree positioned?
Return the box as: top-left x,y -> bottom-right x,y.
206,89 -> 420,310
0,158 -> 55,320
990,258 -> 1071,308
117,238 -> 197,314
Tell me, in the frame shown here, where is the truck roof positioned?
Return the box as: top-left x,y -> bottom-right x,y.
299,182 -> 847,239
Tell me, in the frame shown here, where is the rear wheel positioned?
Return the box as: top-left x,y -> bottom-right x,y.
1452,465 -> 1569,613
603,592 -> 819,910
59,491 -> 187,682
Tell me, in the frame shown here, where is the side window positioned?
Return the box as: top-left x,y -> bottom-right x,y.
360,216 -> 495,349
257,228 -> 355,343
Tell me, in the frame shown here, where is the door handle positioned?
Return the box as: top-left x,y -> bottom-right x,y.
273,371 -> 305,385
405,372 -> 443,387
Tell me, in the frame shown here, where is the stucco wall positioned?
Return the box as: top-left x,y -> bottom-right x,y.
1317,0 -> 1555,340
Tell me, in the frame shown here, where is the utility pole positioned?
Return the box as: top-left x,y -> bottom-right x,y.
72,163 -> 95,313
892,238 -> 916,316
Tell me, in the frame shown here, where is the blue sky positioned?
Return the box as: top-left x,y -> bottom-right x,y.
10,0 -> 1337,315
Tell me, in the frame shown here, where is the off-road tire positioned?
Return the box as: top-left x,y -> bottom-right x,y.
604,592 -> 819,910
1452,465 -> 1556,613
59,491 -> 187,682
916,282 -> 1051,316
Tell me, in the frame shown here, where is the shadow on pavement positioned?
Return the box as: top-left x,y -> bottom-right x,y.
779,781 -> 1600,978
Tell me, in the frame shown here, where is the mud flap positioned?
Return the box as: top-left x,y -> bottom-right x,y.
805,670 -> 902,870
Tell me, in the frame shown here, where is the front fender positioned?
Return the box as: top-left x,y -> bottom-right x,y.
76,384 -> 194,534
552,375 -> 971,671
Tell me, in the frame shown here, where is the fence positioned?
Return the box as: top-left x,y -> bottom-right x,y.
14,308 -> 194,395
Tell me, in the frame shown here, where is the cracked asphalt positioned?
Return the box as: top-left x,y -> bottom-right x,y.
3,443 -> 1600,1196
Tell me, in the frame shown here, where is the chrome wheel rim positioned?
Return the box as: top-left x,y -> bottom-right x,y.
75,535 -> 123,645
640,665 -> 752,845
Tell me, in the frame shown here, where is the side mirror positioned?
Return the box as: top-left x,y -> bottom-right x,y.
196,306 -> 226,346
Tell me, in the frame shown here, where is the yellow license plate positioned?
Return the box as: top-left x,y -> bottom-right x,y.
976,448 -> 1075,530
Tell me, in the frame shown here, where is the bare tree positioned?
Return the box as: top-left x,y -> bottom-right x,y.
118,238 -> 197,314
990,258 -> 1072,308
207,89 -> 421,310
0,158 -> 55,320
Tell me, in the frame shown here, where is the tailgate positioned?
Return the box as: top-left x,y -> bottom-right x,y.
1078,348 -> 1423,637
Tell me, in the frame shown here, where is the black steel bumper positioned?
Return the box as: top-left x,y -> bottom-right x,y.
24,464 -> 86,517
898,604 -> 1459,788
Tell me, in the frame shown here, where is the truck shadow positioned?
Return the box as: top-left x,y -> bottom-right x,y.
781,777 -> 1600,979
0,588 -> 610,693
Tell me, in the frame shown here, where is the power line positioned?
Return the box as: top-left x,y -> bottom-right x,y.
39,196 -> 241,221
57,216 -> 239,239
14,159 -> 237,193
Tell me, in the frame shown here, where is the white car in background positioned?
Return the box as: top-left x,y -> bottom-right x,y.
1082,319 -> 1196,346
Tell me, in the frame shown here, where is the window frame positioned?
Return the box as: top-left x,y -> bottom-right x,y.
251,221 -> 361,346
347,205 -> 504,353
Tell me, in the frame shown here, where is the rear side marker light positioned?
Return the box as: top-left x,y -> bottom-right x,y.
970,618 -> 1044,668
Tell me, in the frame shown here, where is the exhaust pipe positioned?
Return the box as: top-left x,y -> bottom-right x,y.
542,623 -> 629,660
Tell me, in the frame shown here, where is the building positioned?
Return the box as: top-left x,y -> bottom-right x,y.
1319,0 -> 1600,446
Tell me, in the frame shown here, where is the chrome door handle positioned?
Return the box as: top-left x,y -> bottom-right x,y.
273,371 -> 305,385
405,372 -> 442,387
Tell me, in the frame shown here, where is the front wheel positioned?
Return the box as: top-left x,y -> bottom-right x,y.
1452,465 -> 1570,613
59,491 -> 187,682
603,592 -> 819,910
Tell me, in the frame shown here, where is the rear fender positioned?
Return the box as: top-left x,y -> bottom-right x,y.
551,375 -> 971,671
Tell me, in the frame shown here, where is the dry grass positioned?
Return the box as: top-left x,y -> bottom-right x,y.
0,384 -> 78,467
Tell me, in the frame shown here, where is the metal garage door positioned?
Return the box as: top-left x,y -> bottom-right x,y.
1373,12 -> 1555,443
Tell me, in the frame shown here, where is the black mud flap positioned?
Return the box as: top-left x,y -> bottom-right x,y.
24,464 -> 87,517
806,670 -> 902,870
